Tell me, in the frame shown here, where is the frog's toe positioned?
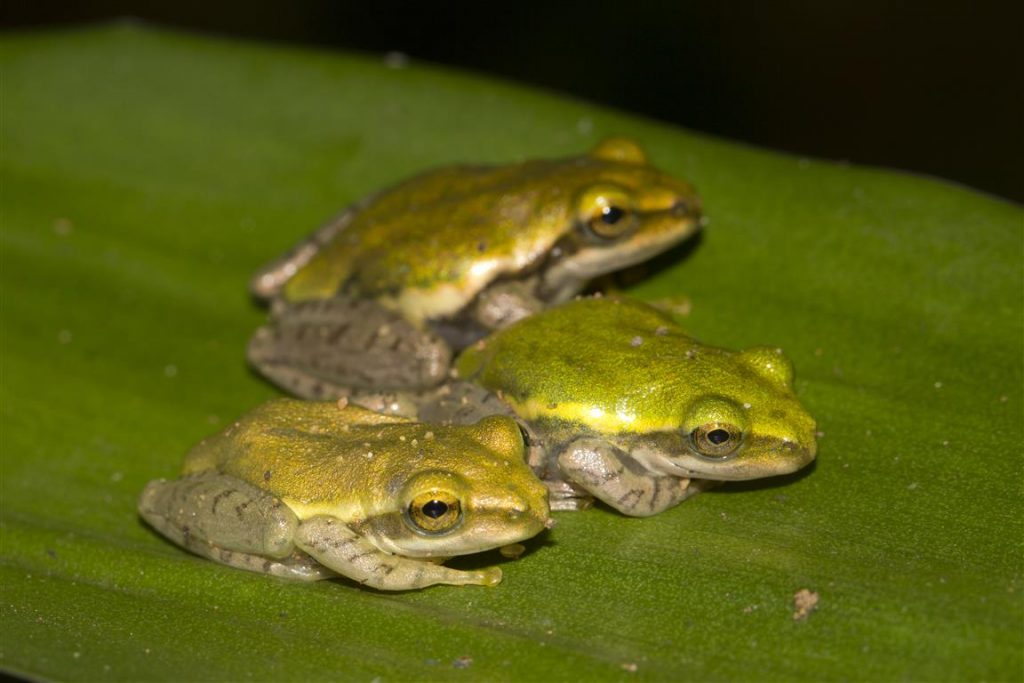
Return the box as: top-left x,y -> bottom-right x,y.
137,478 -> 167,516
476,566 -> 503,587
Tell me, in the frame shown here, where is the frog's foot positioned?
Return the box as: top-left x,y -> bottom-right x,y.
138,472 -> 333,581
415,381 -> 518,425
351,382 -> 518,425
557,439 -> 694,517
545,478 -> 594,512
347,390 -> 424,418
247,296 -> 452,398
249,205 -> 361,301
295,515 -> 502,590
677,477 -> 722,499
645,295 -> 693,318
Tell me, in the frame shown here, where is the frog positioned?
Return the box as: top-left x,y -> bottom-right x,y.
354,296 -> 818,517
247,137 -> 703,397
137,398 -> 552,590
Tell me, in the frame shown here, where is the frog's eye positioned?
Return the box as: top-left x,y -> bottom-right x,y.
407,491 -> 463,534
588,205 -> 634,239
577,185 -> 638,241
691,423 -> 743,458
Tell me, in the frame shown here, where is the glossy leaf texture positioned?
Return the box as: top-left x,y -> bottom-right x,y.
2,25 -> 1021,682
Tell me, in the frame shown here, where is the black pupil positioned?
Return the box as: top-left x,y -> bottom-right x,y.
601,206 -> 625,224
707,429 -> 731,445
422,500 -> 449,518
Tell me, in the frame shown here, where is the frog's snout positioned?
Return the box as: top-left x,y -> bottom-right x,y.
671,199 -> 695,218
780,436 -> 817,471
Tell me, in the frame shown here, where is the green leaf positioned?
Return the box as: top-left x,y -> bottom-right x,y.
2,24 -> 1021,682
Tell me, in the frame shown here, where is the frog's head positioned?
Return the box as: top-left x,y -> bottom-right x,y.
538,137 -> 703,302
639,346 -> 817,481
357,415 -> 551,559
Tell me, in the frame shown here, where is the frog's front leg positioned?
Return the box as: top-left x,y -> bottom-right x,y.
556,438 -> 698,517
138,472 -> 332,580
295,515 -> 502,590
247,296 -> 452,398
472,280 -> 546,331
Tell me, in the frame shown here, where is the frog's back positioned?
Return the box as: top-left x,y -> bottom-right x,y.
180,399 -> 533,516
458,297 -> 799,433
281,152 -> 688,311
282,159 -> 572,304
459,297 -> 688,405
182,400 -> 415,504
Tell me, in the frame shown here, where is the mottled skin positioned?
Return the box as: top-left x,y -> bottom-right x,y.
138,400 -> 551,590
358,297 -> 818,516
248,138 -> 702,395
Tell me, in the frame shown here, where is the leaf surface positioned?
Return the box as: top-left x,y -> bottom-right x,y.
2,25 -> 1021,682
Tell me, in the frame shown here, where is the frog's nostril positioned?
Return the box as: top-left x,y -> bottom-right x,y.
671,200 -> 690,217
506,499 -> 529,519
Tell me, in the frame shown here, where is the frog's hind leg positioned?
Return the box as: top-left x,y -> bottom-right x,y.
249,204 -> 364,301
247,297 -> 452,398
295,515 -> 502,590
557,439 -> 699,517
138,472 -> 333,581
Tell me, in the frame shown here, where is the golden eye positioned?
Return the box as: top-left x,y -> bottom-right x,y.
406,491 -> 462,534
589,205 -> 635,239
577,185 -> 638,240
691,423 -> 742,458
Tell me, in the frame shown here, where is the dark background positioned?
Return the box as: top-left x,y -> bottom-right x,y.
4,1 -> 1021,202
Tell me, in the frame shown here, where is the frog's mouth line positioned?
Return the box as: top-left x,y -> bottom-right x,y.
538,219 -> 699,303
657,440 -> 816,481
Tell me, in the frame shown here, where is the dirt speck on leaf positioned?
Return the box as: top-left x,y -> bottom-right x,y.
793,588 -> 819,621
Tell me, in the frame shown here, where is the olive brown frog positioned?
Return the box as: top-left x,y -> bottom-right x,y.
138,399 -> 552,590
248,138 -> 702,396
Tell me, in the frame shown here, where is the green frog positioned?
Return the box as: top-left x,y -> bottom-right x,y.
357,297 -> 818,517
138,399 -> 552,590
248,138 -> 702,396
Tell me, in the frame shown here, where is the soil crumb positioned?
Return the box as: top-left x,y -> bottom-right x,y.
792,588 -> 819,621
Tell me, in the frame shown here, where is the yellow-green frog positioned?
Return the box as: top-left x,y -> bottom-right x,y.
248,138 -> 702,396
361,297 -> 817,517
138,399 -> 552,590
